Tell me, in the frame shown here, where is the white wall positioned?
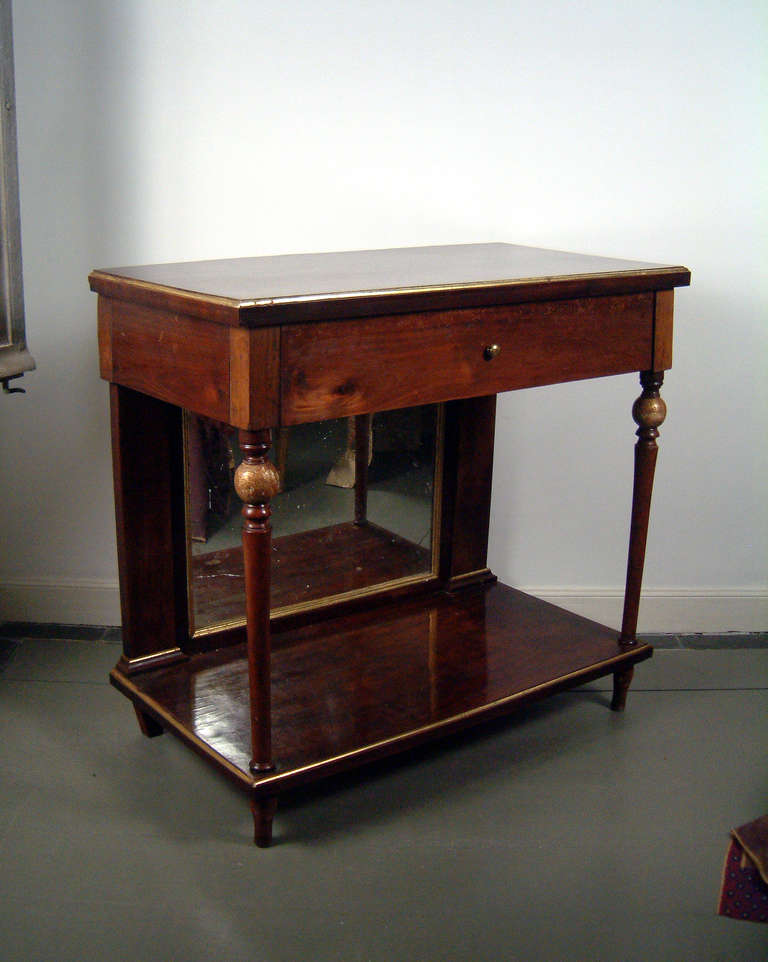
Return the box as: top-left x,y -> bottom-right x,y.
1,0 -> 765,630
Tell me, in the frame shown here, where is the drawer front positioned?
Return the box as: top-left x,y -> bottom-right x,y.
281,293 -> 654,424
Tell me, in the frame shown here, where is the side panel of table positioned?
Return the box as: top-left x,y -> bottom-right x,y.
98,297 -> 280,431
109,384 -> 189,673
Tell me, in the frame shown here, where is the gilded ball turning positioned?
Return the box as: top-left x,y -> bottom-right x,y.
234,460 -> 281,504
632,395 -> 667,429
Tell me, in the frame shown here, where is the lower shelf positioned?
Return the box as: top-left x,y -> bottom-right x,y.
111,581 -> 652,797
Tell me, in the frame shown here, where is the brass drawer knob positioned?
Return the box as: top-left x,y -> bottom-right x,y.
483,343 -> 501,361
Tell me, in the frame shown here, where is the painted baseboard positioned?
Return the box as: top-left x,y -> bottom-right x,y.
0,578 -> 765,633
529,587 -> 768,634
0,577 -> 122,626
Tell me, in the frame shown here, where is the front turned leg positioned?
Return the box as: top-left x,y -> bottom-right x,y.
251,796 -> 278,847
235,429 -> 281,775
614,371 -> 666,711
619,371 -> 667,646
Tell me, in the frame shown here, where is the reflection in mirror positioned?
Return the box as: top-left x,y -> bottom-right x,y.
186,404 -> 441,634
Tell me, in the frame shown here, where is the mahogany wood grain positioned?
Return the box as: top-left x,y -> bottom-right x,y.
97,296 -> 114,380
89,243 -> 690,327
280,295 -> 654,423
112,582 -> 654,796
109,385 -> 189,670
653,290 -> 674,370
104,298 -> 231,422
228,326 -> 281,430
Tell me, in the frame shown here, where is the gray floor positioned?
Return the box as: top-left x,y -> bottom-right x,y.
0,628 -> 766,961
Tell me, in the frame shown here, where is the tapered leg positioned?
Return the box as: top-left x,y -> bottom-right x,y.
610,668 -> 634,712
235,429 -> 281,775
251,796 -> 278,847
619,371 -> 667,646
614,371 -> 666,709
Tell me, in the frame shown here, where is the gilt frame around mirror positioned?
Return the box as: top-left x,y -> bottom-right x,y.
0,0 -> 35,390
183,404 -> 445,638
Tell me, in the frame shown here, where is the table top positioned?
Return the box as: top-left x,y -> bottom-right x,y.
90,242 -> 690,326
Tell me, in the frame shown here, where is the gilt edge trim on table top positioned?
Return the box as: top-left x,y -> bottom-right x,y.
89,244 -> 691,327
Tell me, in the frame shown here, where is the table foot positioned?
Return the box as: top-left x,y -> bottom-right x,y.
252,796 -> 278,847
133,705 -> 164,737
610,667 -> 634,712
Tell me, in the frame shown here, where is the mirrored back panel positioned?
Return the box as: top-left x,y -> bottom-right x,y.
185,404 -> 442,635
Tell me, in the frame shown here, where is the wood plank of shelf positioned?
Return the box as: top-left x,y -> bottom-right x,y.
111,582 -> 652,796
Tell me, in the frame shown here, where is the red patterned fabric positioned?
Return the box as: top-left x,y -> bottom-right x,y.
718,837 -> 768,923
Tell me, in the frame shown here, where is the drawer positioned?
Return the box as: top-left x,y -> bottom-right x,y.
281,293 -> 655,424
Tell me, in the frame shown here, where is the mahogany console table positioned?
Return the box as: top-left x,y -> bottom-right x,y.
90,243 -> 690,846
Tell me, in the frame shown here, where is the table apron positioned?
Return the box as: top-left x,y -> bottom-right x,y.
100,291 -> 666,429
281,293 -> 656,424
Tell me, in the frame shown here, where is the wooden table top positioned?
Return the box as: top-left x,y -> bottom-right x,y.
90,243 -> 690,326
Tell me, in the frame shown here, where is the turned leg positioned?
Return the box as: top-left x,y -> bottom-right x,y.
614,371 -> 666,708
133,705 -> 164,737
235,430 -> 281,775
619,371 -> 667,645
251,796 -> 278,847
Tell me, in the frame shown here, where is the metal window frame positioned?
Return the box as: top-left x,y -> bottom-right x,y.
1,0 -> 34,392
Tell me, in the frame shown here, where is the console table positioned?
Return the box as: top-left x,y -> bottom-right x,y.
90,243 -> 690,846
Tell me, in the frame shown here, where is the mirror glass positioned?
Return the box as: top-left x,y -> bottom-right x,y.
186,404 -> 441,633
